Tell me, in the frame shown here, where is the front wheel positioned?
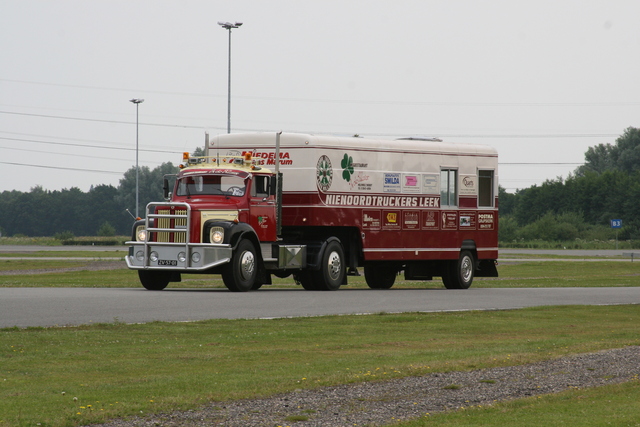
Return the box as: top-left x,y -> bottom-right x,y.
138,270 -> 171,290
442,250 -> 475,289
222,239 -> 258,292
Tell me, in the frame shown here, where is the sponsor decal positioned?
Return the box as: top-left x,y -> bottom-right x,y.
339,153 -> 368,184
442,211 -> 458,230
341,153 -> 354,182
403,174 -> 420,193
422,210 -> 439,230
230,150 -> 294,166
478,212 -> 495,230
460,175 -> 477,195
383,210 -> 401,230
362,210 -> 381,230
316,155 -> 333,192
349,172 -> 372,191
423,174 -> 439,193
323,193 -> 439,208
459,212 -> 477,229
258,216 -> 268,228
383,173 -> 401,193
403,210 -> 420,230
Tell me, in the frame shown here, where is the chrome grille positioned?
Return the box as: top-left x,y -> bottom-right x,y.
155,209 -> 187,242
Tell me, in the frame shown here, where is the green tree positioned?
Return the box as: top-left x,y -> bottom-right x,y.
576,127 -> 640,175
97,222 -> 116,236
115,162 -> 177,218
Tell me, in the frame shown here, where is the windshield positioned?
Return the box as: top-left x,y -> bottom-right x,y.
176,175 -> 246,197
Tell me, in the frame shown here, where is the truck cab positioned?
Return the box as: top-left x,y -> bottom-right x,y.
126,152 -> 301,292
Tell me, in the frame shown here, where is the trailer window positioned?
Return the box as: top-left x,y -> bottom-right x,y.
478,170 -> 494,207
440,169 -> 457,207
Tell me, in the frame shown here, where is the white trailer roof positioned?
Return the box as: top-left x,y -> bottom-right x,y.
210,132 -> 498,158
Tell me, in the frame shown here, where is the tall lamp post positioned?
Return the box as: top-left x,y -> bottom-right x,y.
217,21 -> 242,134
129,98 -> 144,218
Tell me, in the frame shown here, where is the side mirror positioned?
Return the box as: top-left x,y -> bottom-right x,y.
163,178 -> 170,200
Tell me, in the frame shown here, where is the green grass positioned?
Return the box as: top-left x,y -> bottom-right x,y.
398,380 -> 640,426
478,261 -> 640,288
1,258 -> 639,288
1,305 -> 639,426
0,236 -> 129,246
0,251 -> 125,259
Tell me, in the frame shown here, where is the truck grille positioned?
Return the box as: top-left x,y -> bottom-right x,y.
156,209 -> 187,242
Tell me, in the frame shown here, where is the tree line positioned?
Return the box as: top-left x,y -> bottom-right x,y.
500,127 -> 640,244
0,162 -> 176,238
1,128 -> 639,242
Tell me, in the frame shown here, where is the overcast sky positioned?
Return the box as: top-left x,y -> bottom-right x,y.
2,0 -> 639,194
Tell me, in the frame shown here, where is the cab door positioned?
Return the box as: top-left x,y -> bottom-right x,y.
248,174 -> 278,242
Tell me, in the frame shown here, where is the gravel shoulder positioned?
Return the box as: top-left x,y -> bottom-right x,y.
89,346 -> 640,427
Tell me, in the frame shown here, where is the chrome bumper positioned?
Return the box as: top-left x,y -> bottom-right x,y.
126,241 -> 232,271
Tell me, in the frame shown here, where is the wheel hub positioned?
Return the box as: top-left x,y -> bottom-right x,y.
239,250 -> 255,281
327,251 -> 342,281
461,256 -> 473,282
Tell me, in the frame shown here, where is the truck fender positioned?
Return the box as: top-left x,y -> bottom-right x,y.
306,236 -> 342,271
225,223 -> 270,285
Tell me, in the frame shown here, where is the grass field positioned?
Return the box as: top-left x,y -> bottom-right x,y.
1,250 -> 639,426
1,305 -> 639,427
1,255 -> 639,289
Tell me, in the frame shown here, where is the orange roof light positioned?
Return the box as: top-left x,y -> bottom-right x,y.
244,152 -> 252,161
183,152 -> 190,161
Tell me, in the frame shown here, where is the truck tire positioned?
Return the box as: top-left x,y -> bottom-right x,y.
310,240 -> 345,291
364,264 -> 396,289
294,271 -> 320,290
442,250 -> 475,289
222,239 -> 258,292
138,270 -> 170,290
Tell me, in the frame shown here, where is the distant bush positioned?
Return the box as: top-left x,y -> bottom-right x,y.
53,231 -> 75,241
97,222 -> 116,237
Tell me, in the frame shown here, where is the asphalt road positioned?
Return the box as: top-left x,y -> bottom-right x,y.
2,246 -> 639,328
2,286 -> 640,328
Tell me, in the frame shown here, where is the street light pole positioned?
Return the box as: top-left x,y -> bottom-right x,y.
217,21 -> 242,134
129,98 -> 144,218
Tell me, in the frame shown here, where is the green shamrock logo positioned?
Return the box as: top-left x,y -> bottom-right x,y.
341,153 -> 354,182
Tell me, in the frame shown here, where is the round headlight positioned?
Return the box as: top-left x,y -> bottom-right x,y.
149,251 -> 159,262
136,228 -> 148,242
210,229 -> 224,244
191,252 -> 201,263
135,251 -> 145,262
178,252 -> 186,263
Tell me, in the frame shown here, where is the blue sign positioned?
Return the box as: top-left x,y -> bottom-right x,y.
611,219 -> 622,229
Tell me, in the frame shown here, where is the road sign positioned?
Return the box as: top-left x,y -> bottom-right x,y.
611,219 -> 622,228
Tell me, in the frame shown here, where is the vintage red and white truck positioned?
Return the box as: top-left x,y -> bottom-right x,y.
126,132 -> 498,291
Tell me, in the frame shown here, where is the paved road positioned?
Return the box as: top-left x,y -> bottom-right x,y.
2,246 -> 638,328
0,246 -> 635,255
2,287 -> 640,328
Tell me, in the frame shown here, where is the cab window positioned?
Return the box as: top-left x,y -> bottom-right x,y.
176,175 -> 246,197
251,176 -> 270,198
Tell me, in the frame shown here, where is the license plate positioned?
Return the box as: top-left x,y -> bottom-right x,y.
158,260 -> 178,266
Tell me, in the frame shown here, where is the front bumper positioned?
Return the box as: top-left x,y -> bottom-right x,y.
126,241 -> 232,271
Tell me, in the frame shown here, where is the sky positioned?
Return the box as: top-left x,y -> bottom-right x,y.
1,0 -> 640,194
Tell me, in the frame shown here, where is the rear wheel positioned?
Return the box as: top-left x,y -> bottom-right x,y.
222,239 -> 258,292
294,271 -> 320,290
138,270 -> 171,290
364,264 -> 397,289
310,240 -> 345,291
442,251 -> 475,289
